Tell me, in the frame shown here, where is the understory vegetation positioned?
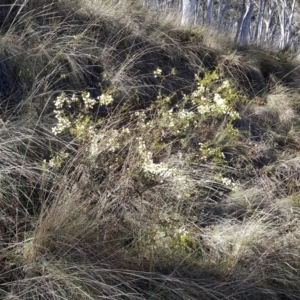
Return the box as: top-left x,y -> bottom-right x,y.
1,0 -> 300,299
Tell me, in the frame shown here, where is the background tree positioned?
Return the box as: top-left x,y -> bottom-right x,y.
181,0 -> 196,25
237,0 -> 255,46
142,0 -> 299,50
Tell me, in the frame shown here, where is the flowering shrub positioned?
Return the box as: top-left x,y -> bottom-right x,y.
50,68 -> 243,183
145,224 -> 198,255
135,69 -> 243,164
48,69 -> 245,257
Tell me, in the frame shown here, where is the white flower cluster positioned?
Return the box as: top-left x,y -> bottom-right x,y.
172,174 -> 194,200
221,80 -> 230,89
52,91 -> 114,137
228,110 -> 240,120
90,129 -> 120,156
54,93 -> 66,109
214,93 -> 227,110
47,151 -> 69,169
52,110 -> 71,135
54,93 -> 79,110
121,127 -> 130,134
226,123 -> 239,136
221,177 -> 237,190
196,104 -> 211,114
194,92 -> 240,121
191,83 -> 205,98
137,137 -> 176,179
213,93 -> 240,120
177,109 -> 195,120
161,109 -> 175,128
82,92 -> 96,109
134,111 -> 147,128
90,133 -> 104,156
174,227 -> 189,243
98,93 -> 114,106
156,108 -> 195,133
151,224 -> 194,252
151,227 -> 172,250
199,143 -> 225,161
189,76 -> 241,122
137,137 -> 194,201
148,224 -> 193,252
106,129 -> 120,152
153,67 -> 162,78
73,118 -> 95,139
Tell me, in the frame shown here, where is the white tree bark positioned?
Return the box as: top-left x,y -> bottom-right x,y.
263,0 -> 276,46
206,0 -> 214,26
275,0 -> 296,48
142,0 -> 299,50
239,0 -> 255,45
286,0 -> 296,48
181,0 -> 196,26
254,0 -> 266,44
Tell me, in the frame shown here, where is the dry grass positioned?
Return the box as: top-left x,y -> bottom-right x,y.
0,0 -> 300,299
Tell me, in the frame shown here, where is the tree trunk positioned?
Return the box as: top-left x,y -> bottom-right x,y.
275,0 -> 296,48
239,0 -> 255,45
206,0 -> 214,26
233,0 -> 246,46
254,0 -> 266,44
217,0 -> 232,30
181,0 -> 196,26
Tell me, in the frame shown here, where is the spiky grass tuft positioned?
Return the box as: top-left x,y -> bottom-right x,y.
1,0 -> 300,299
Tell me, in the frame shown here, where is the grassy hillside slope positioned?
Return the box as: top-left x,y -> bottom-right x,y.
1,0 -> 300,299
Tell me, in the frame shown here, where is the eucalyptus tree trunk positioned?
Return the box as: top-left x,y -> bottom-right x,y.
239,0 -> 255,45
263,0 -> 276,46
254,0 -> 266,44
286,0 -> 296,48
217,0 -> 232,30
275,0 -> 296,48
142,0 -> 298,50
181,0 -> 196,26
233,0 -> 246,46
206,0 -> 214,26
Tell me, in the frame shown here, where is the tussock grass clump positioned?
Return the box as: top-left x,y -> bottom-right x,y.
1,0 -> 300,299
